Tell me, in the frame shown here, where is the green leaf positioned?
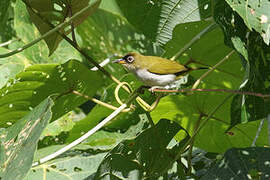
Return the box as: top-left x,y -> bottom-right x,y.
13,0 -> 82,63
0,47 -> 31,89
152,24 -> 269,153
0,0 -> 14,42
23,0 -> 101,54
99,0 -> 123,16
214,0 -> 270,128
225,0 -> 270,45
0,97 -> 54,180
66,73 -> 153,143
0,60 -> 103,128
77,9 -> 162,62
202,147 -> 270,179
27,149 -> 106,180
116,0 -> 212,45
94,119 -> 189,179
74,113 -> 150,151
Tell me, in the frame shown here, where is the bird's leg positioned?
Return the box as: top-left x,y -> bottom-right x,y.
149,86 -> 165,93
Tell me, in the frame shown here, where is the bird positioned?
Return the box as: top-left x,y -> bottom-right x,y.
113,52 -> 207,89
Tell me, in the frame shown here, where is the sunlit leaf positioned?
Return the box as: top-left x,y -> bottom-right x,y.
0,60 -> 103,127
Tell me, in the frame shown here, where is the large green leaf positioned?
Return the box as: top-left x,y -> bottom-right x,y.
202,147 -> 270,179
94,119 -> 189,179
116,0 -> 212,45
0,60 -> 103,127
214,0 -> 270,128
13,0 -> 82,63
0,97 -> 54,180
225,0 -> 270,45
151,24 -> 268,153
24,0 -> 101,54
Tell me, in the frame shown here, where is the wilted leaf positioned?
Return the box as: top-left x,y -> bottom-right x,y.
14,0 -> 82,63
23,0 -> 101,54
0,97 -> 53,180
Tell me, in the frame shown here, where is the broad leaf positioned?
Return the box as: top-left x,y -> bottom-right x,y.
225,0 -> 270,45
94,119 -> 189,179
0,60 -> 103,127
152,25 -> 268,153
202,147 -> 270,179
117,0 -> 212,45
214,0 -> 270,128
0,97 -> 53,180
0,0 -> 14,42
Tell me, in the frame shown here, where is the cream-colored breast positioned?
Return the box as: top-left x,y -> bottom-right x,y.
133,69 -> 176,86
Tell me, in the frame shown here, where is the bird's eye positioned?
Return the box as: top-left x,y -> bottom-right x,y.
126,56 -> 134,63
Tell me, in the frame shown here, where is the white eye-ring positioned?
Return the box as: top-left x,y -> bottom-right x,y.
126,56 -> 134,63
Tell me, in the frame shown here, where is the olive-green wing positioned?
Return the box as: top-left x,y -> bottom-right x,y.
146,56 -> 188,75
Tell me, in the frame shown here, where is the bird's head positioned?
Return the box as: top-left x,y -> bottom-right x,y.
113,52 -> 142,71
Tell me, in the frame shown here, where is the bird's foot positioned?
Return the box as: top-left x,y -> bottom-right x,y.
148,86 -> 165,93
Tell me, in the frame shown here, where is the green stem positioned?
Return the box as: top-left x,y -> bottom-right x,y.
0,2 -> 95,58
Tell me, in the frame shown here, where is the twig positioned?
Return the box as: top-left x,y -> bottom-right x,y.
251,119 -> 265,147
171,22 -> 218,61
0,2 -> 95,58
192,50 -> 235,89
175,94 -> 233,160
72,90 -> 132,112
152,88 -> 270,99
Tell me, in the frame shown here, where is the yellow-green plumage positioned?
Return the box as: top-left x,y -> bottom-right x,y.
130,53 -> 188,75
114,52 -> 206,87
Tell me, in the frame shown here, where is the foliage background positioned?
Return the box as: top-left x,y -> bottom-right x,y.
0,0 -> 269,179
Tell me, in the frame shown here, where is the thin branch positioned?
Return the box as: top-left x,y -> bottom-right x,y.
0,2 -> 94,58
175,94 -> 233,160
171,22 -> 218,61
251,119 -> 265,147
192,50 -> 235,89
72,90 -> 132,112
152,88 -> 270,99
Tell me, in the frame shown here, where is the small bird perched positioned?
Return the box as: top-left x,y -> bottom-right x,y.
113,52 -> 207,88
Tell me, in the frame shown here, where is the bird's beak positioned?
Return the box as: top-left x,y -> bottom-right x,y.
112,59 -> 126,64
